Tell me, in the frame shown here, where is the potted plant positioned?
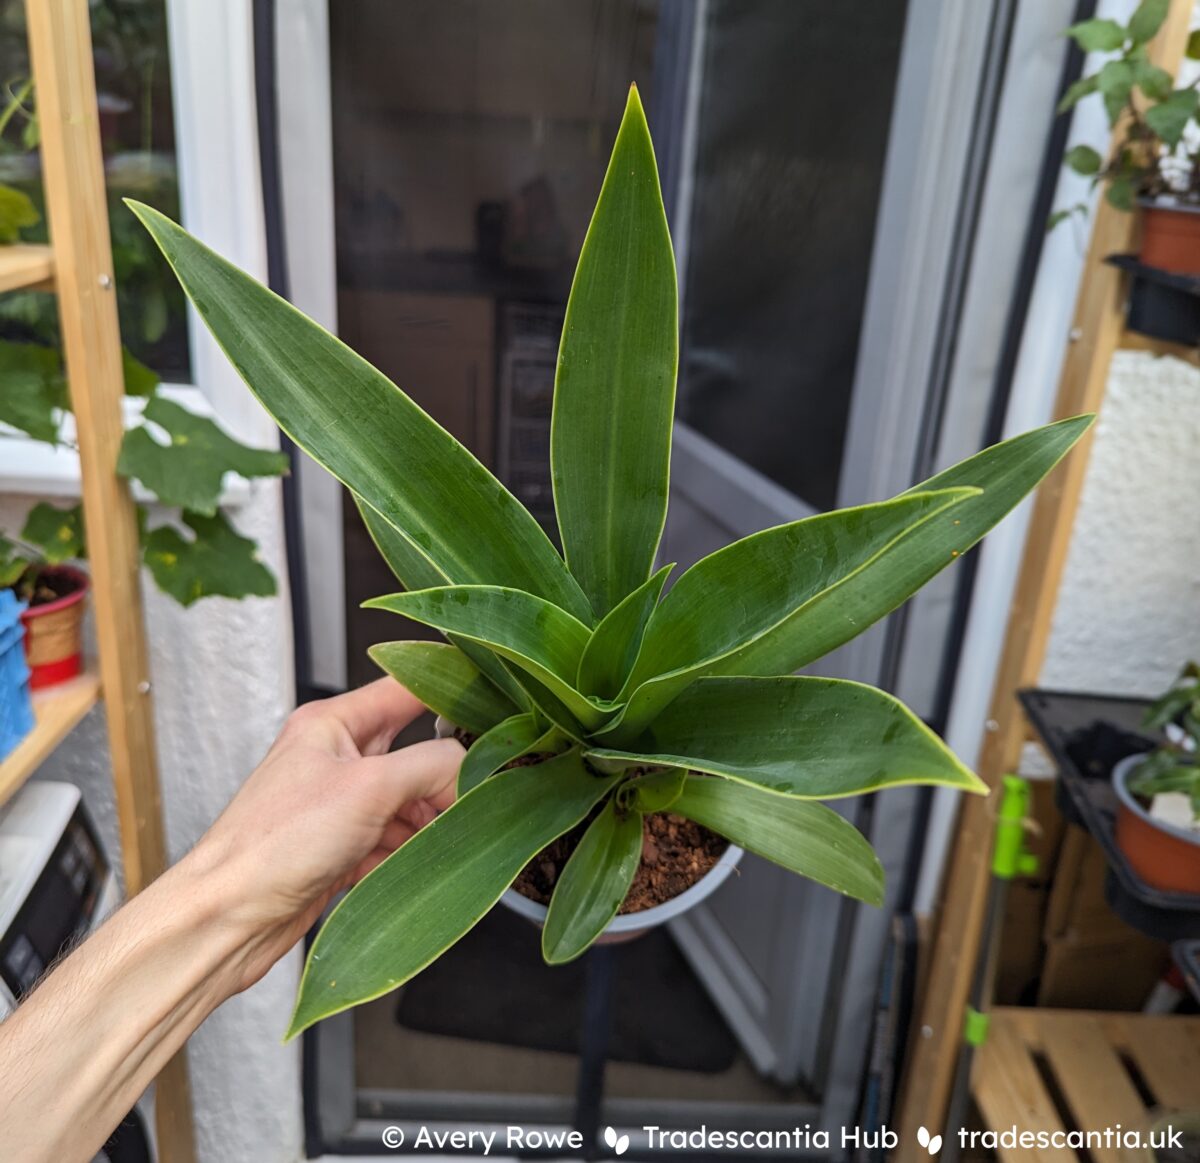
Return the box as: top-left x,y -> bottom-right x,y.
1052,2 -> 1200,274
129,85 -> 1091,1037
1,515 -> 89,689
1112,662 -> 1200,894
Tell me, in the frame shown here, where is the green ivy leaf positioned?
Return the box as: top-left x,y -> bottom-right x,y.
0,341 -> 67,443
1057,74 -> 1099,114
0,183 -> 39,243
1134,60 -> 1174,102
1145,88 -> 1200,147
1047,203 -> 1087,232
1066,18 -> 1126,53
121,346 -> 160,397
1186,29 -> 1200,60
1097,59 -> 1135,126
142,510 -> 276,606
1128,0 -> 1170,46
0,535 -> 29,588
21,502 -> 85,563
117,395 -> 289,515
1064,144 -> 1103,175
1106,175 -> 1137,211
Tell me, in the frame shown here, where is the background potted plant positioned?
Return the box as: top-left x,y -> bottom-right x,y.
1053,0 -> 1200,273
130,85 -> 1091,1037
1,509 -> 89,689
1112,661 -> 1200,894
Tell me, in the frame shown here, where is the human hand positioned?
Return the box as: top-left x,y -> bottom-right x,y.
184,678 -> 463,993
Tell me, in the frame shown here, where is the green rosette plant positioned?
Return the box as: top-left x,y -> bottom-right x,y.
127,86 -> 1092,1038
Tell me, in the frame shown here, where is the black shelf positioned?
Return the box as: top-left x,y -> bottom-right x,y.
1019,688 -> 1200,941
1105,254 -> 1200,346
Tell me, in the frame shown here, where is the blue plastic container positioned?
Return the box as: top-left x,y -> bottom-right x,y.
0,589 -> 35,763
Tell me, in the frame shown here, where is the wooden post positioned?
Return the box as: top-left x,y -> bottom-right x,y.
24,2 -> 197,1160
894,8 -> 1193,1158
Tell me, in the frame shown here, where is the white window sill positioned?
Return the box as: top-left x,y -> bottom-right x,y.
0,384 -> 254,507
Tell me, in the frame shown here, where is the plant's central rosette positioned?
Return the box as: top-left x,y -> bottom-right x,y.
130,85 -> 1093,1038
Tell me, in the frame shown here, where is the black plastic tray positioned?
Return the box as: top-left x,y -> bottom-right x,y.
1018,688 -> 1200,941
1104,254 -> 1200,346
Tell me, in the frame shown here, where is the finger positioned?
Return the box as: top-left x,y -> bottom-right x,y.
379,817 -> 412,851
350,845 -> 396,884
321,678 -> 428,755
360,737 -> 463,814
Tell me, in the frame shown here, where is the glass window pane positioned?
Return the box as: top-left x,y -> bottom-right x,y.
0,0 -> 191,383
677,0 -> 908,511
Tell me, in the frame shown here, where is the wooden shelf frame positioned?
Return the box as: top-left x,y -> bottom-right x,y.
1,3 -> 197,1160
0,243 -> 54,294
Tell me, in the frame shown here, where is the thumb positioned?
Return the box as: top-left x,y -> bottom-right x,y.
360,737 -> 464,815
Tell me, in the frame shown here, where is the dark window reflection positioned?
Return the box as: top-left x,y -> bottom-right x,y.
677,0 -> 907,510
330,0 -> 659,537
331,0 -> 662,689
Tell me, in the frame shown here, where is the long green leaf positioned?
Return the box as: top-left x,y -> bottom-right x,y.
589,676 -> 984,798
724,415 -> 1094,677
356,493 -> 530,710
576,564 -> 673,700
287,750 -> 618,1037
127,200 -> 592,624
366,587 -> 611,731
542,798 -> 644,965
601,489 -> 975,741
551,85 -> 677,617
458,712 -> 562,795
672,777 -> 884,905
368,641 -> 516,734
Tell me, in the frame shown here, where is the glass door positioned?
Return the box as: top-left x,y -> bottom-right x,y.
280,0 -> 1076,1148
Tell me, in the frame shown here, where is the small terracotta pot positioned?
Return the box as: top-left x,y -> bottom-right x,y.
1139,202 -> 1200,275
20,565 -> 89,689
1112,754 -> 1200,896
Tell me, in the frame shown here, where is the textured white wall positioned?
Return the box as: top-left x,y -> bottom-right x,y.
0,481 -> 303,1162
1041,350 -> 1200,694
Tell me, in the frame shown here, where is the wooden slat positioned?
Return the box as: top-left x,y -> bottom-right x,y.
973,1016 -> 1076,1163
23,3 -> 196,1161
1117,329 -> 1199,367
0,671 -> 100,805
0,242 -> 54,293
1041,1018 -> 1145,1163
894,9 -> 1194,1157
1114,1016 -> 1200,1111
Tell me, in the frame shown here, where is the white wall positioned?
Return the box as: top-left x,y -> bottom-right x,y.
1041,351 -> 1200,693
1,481 -> 303,1162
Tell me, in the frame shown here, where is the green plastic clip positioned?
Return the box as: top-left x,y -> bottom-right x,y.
964,1006 -> 991,1047
991,774 -> 1038,880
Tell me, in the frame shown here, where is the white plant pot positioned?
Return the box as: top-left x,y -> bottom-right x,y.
436,716 -> 744,941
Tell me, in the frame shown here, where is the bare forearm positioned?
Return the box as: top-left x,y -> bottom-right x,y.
0,850 -> 253,1163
